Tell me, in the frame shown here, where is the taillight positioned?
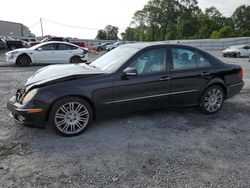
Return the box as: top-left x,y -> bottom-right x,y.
238,67 -> 243,80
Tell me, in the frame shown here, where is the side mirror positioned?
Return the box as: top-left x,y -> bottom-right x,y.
123,67 -> 138,77
36,47 -> 42,51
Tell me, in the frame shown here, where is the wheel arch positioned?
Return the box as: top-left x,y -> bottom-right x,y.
45,94 -> 95,122
203,78 -> 227,99
16,53 -> 32,64
70,55 -> 81,63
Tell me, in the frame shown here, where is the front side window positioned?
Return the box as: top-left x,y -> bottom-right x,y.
130,48 -> 166,74
171,48 -> 196,69
39,44 -> 56,51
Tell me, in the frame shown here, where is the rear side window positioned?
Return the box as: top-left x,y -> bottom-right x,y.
68,45 -> 78,50
171,48 -> 196,69
196,53 -> 211,67
57,44 -> 78,50
171,48 -> 211,69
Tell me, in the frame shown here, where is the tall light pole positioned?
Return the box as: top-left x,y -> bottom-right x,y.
40,18 -> 44,37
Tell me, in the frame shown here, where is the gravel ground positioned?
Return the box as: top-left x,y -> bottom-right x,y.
0,50 -> 250,188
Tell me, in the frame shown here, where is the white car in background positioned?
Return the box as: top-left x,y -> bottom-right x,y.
222,45 -> 250,58
5,41 -> 88,66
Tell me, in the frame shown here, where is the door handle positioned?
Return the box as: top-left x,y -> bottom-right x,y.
160,76 -> 171,81
200,72 -> 210,76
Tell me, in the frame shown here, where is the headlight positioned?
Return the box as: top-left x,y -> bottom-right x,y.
22,89 -> 38,104
11,51 -> 19,55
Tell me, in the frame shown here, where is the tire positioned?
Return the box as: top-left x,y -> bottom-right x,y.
199,85 -> 225,114
70,56 -> 81,63
236,52 -> 240,58
49,97 -> 93,137
16,55 -> 31,67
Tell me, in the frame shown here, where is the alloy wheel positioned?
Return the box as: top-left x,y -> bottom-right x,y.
54,102 -> 89,135
204,88 -> 223,113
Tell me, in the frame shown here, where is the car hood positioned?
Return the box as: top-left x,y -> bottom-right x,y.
6,48 -> 30,54
25,64 -> 105,88
223,48 -> 238,52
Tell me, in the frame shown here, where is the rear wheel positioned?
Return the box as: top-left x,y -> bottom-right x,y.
49,97 -> 93,137
16,55 -> 31,67
70,56 -> 81,63
199,85 -> 224,114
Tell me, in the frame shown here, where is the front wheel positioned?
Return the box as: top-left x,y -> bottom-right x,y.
49,97 -> 93,136
16,55 -> 31,67
199,85 -> 224,114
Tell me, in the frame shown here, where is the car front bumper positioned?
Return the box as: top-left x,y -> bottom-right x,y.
222,52 -> 237,57
7,96 -> 47,126
5,53 -> 17,63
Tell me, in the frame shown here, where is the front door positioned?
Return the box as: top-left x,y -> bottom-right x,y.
241,46 -> 250,56
34,43 -> 57,64
112,47 -> 171,114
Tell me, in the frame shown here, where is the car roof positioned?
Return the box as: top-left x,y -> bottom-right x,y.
40,41 -> 81,48
122,42 -> 199,50
41,41 -> 75,45
30,41 -> 81,49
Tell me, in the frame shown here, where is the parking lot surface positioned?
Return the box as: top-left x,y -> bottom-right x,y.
0,50 -> 250,187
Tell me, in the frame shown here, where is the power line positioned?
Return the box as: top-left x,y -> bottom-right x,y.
29,20 -> 41,29
42,18 -> 100,31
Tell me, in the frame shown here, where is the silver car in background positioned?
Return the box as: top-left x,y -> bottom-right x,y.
222,45 -> 250,57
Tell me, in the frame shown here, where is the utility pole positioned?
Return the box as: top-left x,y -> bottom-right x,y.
40,18 -> 44,37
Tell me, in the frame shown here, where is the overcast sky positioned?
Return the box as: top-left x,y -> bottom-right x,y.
1,0 -> 249,39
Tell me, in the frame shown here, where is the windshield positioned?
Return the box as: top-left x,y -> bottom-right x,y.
41,37 -> 49,43
114,41 -> 121,45
90,46 -> 138,72
29,42 -> 46,50
229,45 -> 243,49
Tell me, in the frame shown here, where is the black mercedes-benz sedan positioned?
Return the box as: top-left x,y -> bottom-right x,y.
7,43 -> 244,136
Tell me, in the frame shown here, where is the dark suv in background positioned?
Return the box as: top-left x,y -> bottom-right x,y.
0,38 -> 7,50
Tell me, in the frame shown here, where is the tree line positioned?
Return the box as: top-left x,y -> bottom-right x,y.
96,0 -> 250,41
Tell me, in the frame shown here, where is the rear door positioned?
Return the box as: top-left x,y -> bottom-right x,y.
112,47 -> 171,114
169,47 -> 214,106
55,43 -> 78,63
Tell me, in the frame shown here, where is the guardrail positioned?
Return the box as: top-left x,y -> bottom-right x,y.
3,36 -> 250,50
169,37 -> 250,50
